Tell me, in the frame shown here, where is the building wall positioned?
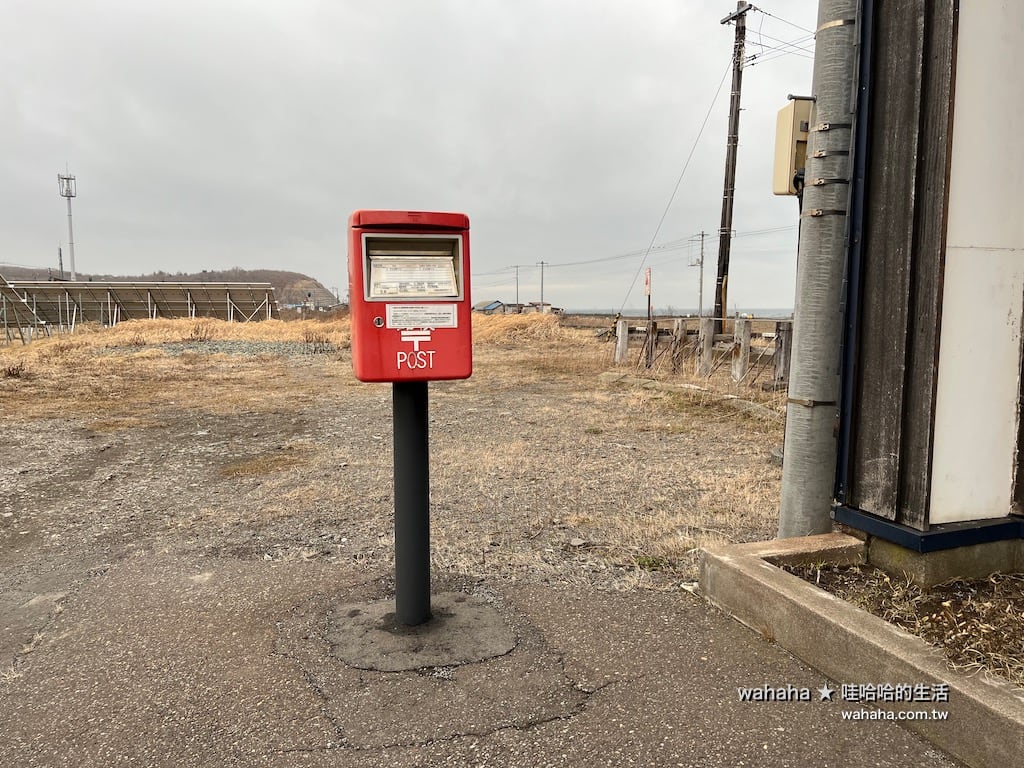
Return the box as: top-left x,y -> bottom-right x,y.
929,0 -> 1024,523
844,0 -> 956,530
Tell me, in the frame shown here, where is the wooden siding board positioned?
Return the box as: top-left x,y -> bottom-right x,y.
896,1 -> 956,529
849,2 -> 926,519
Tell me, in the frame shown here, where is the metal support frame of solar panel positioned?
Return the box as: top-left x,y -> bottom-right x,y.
4,281 -> 279,330
0,277 -> 48,344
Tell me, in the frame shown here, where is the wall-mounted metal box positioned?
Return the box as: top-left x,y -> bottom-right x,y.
773,98 -> 813,196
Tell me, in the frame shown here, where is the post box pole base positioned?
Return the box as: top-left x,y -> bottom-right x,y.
392,380 -> 431,626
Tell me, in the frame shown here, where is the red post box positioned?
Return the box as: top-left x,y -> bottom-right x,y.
348,210 -> 472,382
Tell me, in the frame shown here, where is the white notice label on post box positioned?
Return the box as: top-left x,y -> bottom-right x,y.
386,303 -> 458,329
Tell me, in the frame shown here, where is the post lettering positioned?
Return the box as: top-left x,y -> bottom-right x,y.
396,350 -> 437,370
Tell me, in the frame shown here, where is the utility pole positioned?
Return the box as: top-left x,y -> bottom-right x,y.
537,261 -> 548,310
715,2 -> 752,332
777,0 -> 858,538
57,171 -> 78,280
58,244 -> 65,280
510,264 -> 520,305
699,231 -> 705,318
688,230 -> 706,317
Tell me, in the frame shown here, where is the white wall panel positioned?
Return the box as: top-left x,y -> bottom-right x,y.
930,0 -> 1024,524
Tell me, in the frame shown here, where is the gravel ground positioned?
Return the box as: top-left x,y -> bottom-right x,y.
0,335 -> 783,600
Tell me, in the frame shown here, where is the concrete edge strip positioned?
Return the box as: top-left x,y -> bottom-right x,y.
698,534 -> 1024,768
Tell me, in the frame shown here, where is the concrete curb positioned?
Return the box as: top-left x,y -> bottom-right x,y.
699,533 -> 1024,768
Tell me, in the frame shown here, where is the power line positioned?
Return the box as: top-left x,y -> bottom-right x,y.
747,48 -> 815,67
756,7 -> 815,35
615,58 -> 734,314
746,39 -> 815,63
472,266 -> 518,278
749,29 -> 815,54
547,241 -> 688,269
746,7 -> 815,67
735,224 -> 799,237
470,225 -> 798,282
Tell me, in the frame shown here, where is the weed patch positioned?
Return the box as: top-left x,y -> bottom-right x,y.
786,563 -> 1024,690
187,323 -> 215,343
219,446 -> 311,478
2,361 -> 26,379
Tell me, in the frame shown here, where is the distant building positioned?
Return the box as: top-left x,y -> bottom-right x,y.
523,302 -> 561,315
473,300 -> 505,314
471,300 -> 562,316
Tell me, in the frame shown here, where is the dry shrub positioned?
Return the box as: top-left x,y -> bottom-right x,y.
789,564 -> 1024,690
471,314 -> 609,379
37,339 -> 90,361
188,322 -> 215,343
606,330 -> 788,411
302,329 -> 335,354
472,313 -> 572,344
2,361 -> 26,379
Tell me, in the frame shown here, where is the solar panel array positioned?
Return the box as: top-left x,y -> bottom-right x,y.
1,276 -> 279,342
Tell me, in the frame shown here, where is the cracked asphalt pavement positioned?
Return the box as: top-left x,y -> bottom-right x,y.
0,550 -> 962,767
0,344 -> 961,767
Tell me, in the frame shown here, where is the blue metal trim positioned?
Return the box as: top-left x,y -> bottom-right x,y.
833,505 -> 1024,553
835,0 -> 875,503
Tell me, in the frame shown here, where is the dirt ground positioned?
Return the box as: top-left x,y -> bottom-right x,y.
0,317 -> 784,652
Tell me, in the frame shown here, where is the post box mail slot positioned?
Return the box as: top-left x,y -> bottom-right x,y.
348,210 -> 472,382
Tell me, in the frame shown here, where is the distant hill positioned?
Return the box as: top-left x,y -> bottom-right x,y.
0,266 -> 338,308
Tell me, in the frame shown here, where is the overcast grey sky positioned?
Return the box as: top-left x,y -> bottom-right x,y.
2,0 -> 816,312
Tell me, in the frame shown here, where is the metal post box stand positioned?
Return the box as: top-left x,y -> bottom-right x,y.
392,380 -> 431,625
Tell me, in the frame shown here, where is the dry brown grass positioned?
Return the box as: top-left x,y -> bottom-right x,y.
1,353 -> 342,424
1,314 -> 578,368
597,327 -> 788,412
1,313 -> 783,587
9,317 -> 352,350
220,443 -> 312,478
471,314 -> 610,383
788,564 -> 1024,690
471,313 -> 570,344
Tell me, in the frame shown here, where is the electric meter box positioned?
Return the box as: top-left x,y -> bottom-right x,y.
348,210 -> 472,383
773,98 -> 813,195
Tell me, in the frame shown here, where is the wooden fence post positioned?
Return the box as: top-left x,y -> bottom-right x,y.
644,321 -> 658,368
671,318 -> 686,372
773,320 -> 793,385
614,318 -> 630,364
697,316 -> 715,376
731,318 -> 752,382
